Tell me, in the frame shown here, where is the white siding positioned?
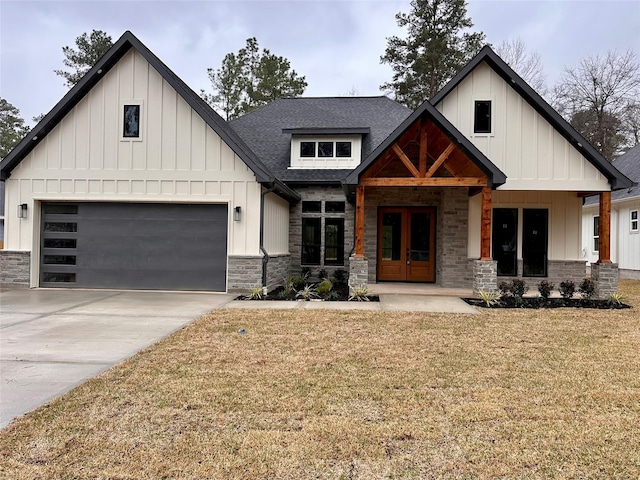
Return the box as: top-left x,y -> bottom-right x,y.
582,198 -> 640,271
468,190 -> 583,261
4,48 -> 265,265
263,191 -> 290,254
290,135 -> 362,169
436,62 -> 610,192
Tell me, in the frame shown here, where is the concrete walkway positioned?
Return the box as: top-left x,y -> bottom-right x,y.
0,286 -> 477,429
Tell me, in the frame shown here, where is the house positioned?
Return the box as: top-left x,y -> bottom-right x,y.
582,145 -> 640,279
0,31 -> 634,298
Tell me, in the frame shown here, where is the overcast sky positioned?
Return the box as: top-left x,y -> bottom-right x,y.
1,0 -> 639,125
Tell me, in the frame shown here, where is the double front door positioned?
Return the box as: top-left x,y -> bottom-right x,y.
378,207 -> 436,282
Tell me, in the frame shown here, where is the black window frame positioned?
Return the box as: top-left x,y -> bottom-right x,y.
123,104 -> 141,138
324,218 -> 345,266
301,217 -> 322,265
318,142 -> 334,158
474,100 -> 492,134
336,141 -> 352,158
300,141 -> 316,158
302,201 -> 322,213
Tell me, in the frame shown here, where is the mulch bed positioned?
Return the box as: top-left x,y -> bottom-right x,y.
236,283 -> 380,302
464,297 -> 631,309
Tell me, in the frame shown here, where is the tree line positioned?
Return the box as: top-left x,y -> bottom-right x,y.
2,1 -> 639,162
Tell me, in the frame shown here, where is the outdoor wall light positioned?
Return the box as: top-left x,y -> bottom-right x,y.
234,206 -> 242,222
17,203 -> 28,219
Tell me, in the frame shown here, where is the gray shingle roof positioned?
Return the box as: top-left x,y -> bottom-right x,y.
229,97 -> 411,183
584,145 -> 640,205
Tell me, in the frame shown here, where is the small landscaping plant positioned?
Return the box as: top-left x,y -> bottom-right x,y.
333,269 -> 347,285
248,285 -> 265,300
578,278 -> 596,300
559,280 -> 576,299
608,291 -> 626,306
498,279 -> 529,307
349,286 -> 371,302
316,278 -> 333,295
296,284 -> 319,301
478,289 -> 500,307
538,280 -> 555,300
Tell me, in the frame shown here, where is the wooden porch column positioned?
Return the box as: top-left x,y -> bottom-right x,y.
354,186 -> 365,257
480,186 -> 492,260
598,191 -> 612,263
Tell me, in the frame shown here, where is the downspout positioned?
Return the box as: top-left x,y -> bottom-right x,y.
260,184 -> 277,294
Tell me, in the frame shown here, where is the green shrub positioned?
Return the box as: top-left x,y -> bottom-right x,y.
248,285 -> 264,300
478,289 -> 500,307
296,284 -> 318,301
538,280 -> 555,300
559,280 -> 576,299
316,278 -> 333,295
578,278 -> 596,300
348,286 -> 370,302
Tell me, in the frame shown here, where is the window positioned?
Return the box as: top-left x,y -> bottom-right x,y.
492,208 -> 518,276
123,104 -> 140,138
300,142 -> 316,157
302,201 -> 321,213
474,100 -> 491,133
522,209 -> 548,277
336,142 -> 352,157
302,218 -> 321,265
325,218 -> 345,265
593,215 -> 600,252
631,210 -> 638,232
325,201 -> 345,213
318,142 -> 334,157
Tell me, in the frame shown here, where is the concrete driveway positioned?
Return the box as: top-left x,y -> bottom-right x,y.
0,289 -> 233,429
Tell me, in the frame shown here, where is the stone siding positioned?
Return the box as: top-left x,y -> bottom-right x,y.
348,256 -> 369,290
591,262 -> 619,300
363,187 -> 470,287
472,260 -> 497,294
0,251 -> 30,285
228,254 -> 291,293
289,185 -> 354,278
227,256 -> 262,292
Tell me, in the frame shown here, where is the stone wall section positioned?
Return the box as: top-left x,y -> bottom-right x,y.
472,260 -> 498,294
348,256 -> 369,290
227,254 -> 292,293
591,262 -> 619,300
496,260 -> 586,290
0,251 -> 30,285
289,185 -> 353,278
362,187 -> 470,287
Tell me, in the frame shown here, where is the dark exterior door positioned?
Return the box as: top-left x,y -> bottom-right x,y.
522,208 -> 548,277
378,207 -> 436,282
40,202 -> 228,291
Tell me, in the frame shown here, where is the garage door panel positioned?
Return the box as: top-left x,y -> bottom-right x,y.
41,203 -> 228,291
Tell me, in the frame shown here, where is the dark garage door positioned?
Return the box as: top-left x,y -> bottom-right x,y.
40,202 -> 228,291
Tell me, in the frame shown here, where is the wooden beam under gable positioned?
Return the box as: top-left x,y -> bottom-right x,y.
361,177 -> 487,187
426,142 -> 455,178
392,143 -> 421,178
419,118 -> 428,177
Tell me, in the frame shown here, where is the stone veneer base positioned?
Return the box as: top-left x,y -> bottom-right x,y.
590,262 -> 619,300
227,254 -> 291,293
0,251 -> 31,285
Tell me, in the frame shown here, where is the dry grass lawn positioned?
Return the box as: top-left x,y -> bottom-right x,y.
1,280 -> 639,479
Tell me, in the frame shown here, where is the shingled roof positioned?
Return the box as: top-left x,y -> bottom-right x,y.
584,145 -> 640,205
230,96 -> 412,184
0,31 -> 299,201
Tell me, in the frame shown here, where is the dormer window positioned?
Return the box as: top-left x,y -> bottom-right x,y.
284,128 -> 369,170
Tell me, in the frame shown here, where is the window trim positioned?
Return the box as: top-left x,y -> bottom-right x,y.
120,100 -> 144,142
300,141 -> 316,158
631,210 -> 638,233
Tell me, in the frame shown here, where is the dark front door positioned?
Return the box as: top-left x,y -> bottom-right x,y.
522,208 -> 548,277
378,207 -> 436,282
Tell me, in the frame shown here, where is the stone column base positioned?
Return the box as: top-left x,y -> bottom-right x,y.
472,259 -> 497,295
348,256 -> 369,291
0,250 -> 31,285
591,262 -> 619,300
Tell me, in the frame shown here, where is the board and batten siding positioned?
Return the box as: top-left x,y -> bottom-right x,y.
468,190 -> 583,261
583,199 -> 640,272
263,191 -> 290,254
436,62 -> 610,192
4,48 -> 263,259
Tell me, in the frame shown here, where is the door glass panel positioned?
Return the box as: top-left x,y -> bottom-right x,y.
522,209 -> 548,277
492,208 -> 518,276
44,222 -> 77,232
43,255 -> 76,265
410,212 -> 430,261
381,212 -> 402,261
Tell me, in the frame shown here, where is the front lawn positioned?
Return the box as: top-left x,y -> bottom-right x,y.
1,281 -> 639,479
